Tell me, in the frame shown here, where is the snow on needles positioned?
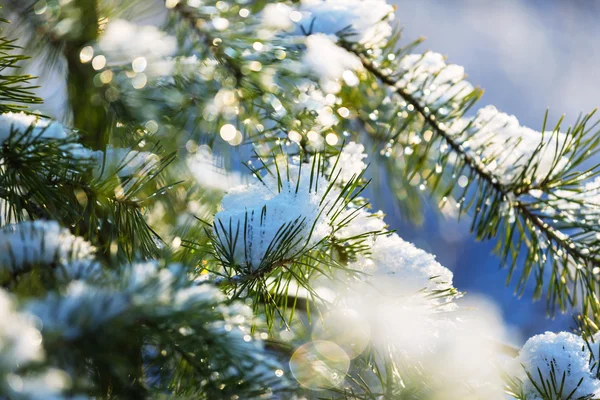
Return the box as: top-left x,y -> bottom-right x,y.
214,164 -> 333,271
0,112 -> 92,159
0,112 -> 64,144
262,1 -> 395,93
518,331 -> 600,399
296,0 -> 394,47
0,220 -> 99,280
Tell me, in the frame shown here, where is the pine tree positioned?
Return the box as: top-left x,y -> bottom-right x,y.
1,1 -> 600,399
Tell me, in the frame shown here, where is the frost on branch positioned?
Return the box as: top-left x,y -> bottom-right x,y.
27,262 -> 289,395
517,331 -> 600,399
0,220 -> 100,282
213,163 -> 334,271
28,280 -> 127,339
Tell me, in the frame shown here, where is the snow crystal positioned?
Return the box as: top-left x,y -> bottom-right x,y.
449,105 -> 569,185
0,220 -> 96,274
303,34 -> 363,93
98,19 -> 177,65
329,141 -> 368,184
214,164 -> 333,270
518,331 -> 600,399
398,52 -> 475,111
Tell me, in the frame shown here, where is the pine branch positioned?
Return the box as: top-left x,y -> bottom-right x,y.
169,2 -> 262,94
0,12 -> 43,113
341,40 -> 600,317
2,0 -> 109,148
344,43 -> 504,197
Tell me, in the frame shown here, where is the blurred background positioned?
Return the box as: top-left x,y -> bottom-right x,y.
385,0 -> 600,342
21,0 -> 600,343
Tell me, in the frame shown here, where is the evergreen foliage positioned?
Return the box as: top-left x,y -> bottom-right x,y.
0,1 -> 599,399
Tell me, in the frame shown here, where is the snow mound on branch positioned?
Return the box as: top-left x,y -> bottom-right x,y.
518,331 -> 600,399
214,164 -> 333,270
299,0 -> 394,47
0,289 -> 44,369
0,220 -> 97,277
552,176 -> 600,217
335,208 -> 386,241
186,146 -> 245,191
261,3 -> 296,31
398,52 -> 475,111
0,112 -> 65,143
350,232 -> 454,294
450,105 -> 568,185
98,19 -> 177,66
328,141 -> 368,184
303,34 -> 363,93
0,112 -> 92,158
262,0 -> 395,48
0,290 -> 73,399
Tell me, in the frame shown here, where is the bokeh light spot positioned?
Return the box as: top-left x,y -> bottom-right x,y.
289,340 -> 350,391
311,309 -> 371,359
